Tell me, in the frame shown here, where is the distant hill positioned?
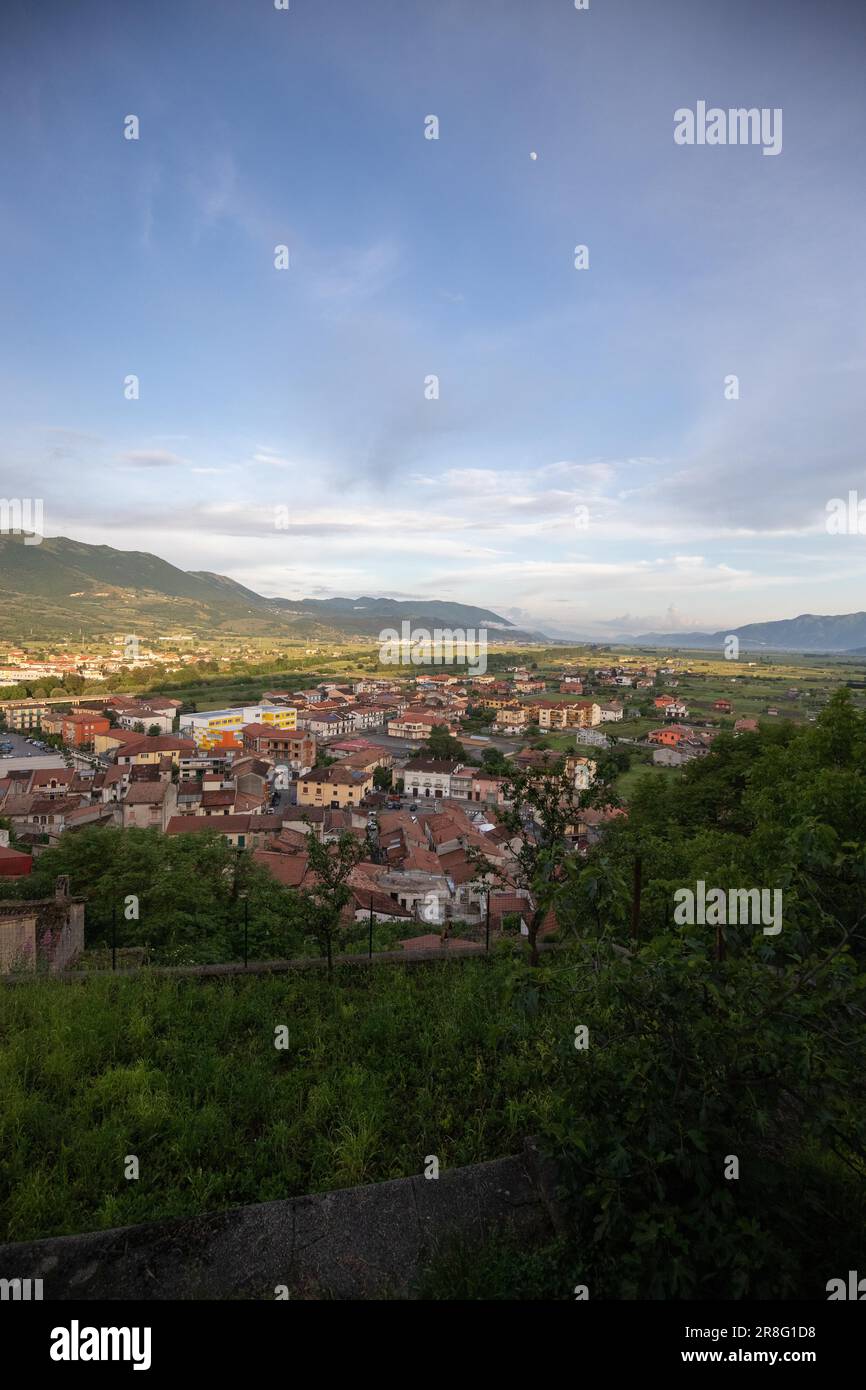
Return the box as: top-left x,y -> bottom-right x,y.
0,534 -> 542,642
269,594 -> 540,638
625,612 -> 866,654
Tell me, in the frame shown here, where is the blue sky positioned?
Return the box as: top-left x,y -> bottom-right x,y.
1,0 -> 865,638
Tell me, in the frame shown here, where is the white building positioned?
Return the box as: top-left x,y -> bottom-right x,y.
402,758 -> 459,799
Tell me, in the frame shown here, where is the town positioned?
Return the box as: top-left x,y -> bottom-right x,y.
0,644 -> 849,969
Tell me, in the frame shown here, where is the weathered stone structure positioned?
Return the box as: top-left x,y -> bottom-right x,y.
0,876 -> 85,973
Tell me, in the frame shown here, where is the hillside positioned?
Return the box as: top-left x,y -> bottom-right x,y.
0,534 -> 539,642
627,612 -> 866,654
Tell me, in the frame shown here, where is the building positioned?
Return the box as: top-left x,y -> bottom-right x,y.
59,712 -> 111,748
0,845 -> 32,877
570,701 -> 602,728
297,766 -> 374,810
301,710 -> 355,738
401,759 -> 459,800
183,705 -> 297,751
388,714 -> 453,739
0,877 -> 84,973
648,726 -> 691,748
121,780 -> 177,831
241,725 -> 316,768
493,707 -> 528,733
109,735 -> 196,766
599,701 -> 624,723
2,702 -> 49,731
165,813 -> 282,849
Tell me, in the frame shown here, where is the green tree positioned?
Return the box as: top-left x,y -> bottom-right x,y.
299,830 -> 364,980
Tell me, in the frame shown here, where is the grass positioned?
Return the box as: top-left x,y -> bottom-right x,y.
615,760 -> 679,802
0,957 -> 563,1243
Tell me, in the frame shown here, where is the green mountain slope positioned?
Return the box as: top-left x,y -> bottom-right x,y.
0,534 -> 538,643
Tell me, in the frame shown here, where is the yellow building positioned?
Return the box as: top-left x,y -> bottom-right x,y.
186,704 -> 297,750
4,703 -> 49,731
297,766 -> 373,809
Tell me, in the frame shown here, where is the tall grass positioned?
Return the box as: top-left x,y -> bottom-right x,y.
0,956 -> 558,1242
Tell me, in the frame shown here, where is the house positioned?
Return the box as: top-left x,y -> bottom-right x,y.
121,780 -> 177,831
0,845 -> 32,877
402,759 -> 459,800
388,714 -> 454,739
493,707 -> 528,733
664,700 -> 690,719
165,814 -> 282,849
110,735 -> 195,766
713,700 -> 733,714
599,700 -> 624,723
297,766 -> 374,810
652,742 -> 709,767
734,717 -> 759,734
469,771 -> 508,806
301,710 -> 355,738
241,725 -> 316,769
648,726 -> 691,748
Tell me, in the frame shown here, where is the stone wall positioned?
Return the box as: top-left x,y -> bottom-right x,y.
0,878 -> 85,973
0,1147 -> 559,1301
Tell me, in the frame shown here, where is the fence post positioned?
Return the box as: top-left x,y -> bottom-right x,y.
111,905 -> 117,972
485,889 -> 490,952
368,896 -> 374,959
243,896 -> 249,969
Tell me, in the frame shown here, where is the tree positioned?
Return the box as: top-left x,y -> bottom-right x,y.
481,746 -> 510,776
422,724 -> 466,761
473,756 -> 588,966
299,831 -> 365,980
147,724 -> 162,737
372,765 -> 392,791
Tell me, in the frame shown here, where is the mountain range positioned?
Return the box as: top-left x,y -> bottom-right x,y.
2,533 -> 866,654
0,534 -> 542,642
622,613 -> 866,654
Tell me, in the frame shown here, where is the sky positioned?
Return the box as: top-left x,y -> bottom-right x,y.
1,0 -> 865,640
